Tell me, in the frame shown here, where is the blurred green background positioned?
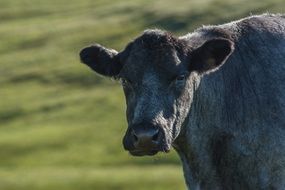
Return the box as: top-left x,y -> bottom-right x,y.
0,0 -> 283,189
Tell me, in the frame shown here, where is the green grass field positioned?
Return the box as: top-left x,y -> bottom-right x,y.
0,0 -> 284,189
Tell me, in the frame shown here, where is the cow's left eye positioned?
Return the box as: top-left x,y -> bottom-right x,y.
176,74 -> 187,81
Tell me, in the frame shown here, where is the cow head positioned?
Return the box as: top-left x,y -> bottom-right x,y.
80,29 -> 234,156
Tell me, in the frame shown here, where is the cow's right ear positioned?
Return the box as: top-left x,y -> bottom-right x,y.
79,44 -> 122,77
188,38 -> 234,74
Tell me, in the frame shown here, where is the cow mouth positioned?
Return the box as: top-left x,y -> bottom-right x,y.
129,146 -> 170,157
129,149 -> 159,156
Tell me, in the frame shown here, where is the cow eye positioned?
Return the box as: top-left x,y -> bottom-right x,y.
173,74 -> 188,87
176,74 -> 187,81
176,74 -> 186,81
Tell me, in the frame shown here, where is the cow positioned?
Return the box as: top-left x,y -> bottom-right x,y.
79,14 -> 285,190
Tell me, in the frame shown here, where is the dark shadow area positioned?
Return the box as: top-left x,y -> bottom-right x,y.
142,12 -> 190,32
0,103 -> 65,124
138,0 -> 277,34
7,72 -> 109,87
18,36 -> 49,50
0,108 -> 25,123
0,142 -> 68,166
0,36 -> 50,55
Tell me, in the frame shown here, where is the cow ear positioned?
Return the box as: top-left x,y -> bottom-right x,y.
189,38 -> 234,74
79,44 -> 122,77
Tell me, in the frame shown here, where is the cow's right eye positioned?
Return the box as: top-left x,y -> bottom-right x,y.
174,73 -> 188,85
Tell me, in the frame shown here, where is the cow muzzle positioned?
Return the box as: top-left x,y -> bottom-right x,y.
123,122 -> 169,156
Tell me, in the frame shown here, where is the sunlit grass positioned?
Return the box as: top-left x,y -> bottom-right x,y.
0,166 -> 185,190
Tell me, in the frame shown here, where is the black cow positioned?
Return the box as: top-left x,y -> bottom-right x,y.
80,14 -> 285,190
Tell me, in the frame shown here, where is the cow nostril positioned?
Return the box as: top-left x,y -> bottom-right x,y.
130,127 -> 161,148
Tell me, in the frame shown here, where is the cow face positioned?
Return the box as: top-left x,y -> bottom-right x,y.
80,29 -> 234,156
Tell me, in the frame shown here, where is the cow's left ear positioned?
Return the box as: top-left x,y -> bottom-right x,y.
189,38 -> 234,74
80,44 -> 122,77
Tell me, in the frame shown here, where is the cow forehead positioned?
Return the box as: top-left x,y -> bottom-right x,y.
121,54 -> 185,85
123,47 -> 185,78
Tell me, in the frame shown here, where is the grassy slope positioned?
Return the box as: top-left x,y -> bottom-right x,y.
0,0 -> 283,189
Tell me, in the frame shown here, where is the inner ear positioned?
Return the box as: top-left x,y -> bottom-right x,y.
80,44 -> 122,77
189,38 -> 234,74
